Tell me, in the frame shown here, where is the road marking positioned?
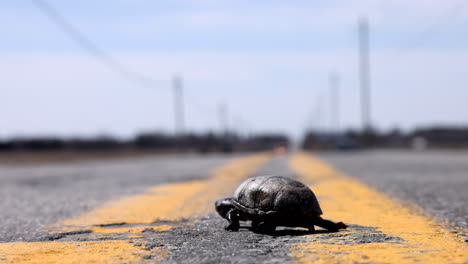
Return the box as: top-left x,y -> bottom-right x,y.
51,180 -> 209,231
90,225 -> 172,234
0,240 -> 164,264
46,153 -> 270,232
289,153 -> 467,264
0,153 -> 271,264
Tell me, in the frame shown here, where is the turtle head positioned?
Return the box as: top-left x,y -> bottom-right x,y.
215,198 -> 235,219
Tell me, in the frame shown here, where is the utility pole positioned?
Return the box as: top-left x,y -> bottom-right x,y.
358,17 -> 371,132
219,103 -> 232,152
329,72 -> 340,133
173,74 -> 185,136
218,103 -> 228,136
314,95 -> 324,133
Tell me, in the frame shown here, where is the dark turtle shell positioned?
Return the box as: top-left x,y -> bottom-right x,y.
232,175 -> 323,217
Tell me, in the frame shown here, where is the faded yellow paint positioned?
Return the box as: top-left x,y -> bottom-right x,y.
0,153 -> 271,264
289,153 -> 468,264
48,153 -> 270,232
90,225 -> 173,234
0,240 -> 167,264
54,181 -> 208,230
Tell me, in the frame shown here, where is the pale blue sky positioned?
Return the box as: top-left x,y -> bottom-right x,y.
1,0 -> 467,139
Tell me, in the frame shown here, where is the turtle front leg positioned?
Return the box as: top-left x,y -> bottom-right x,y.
225,209 -> 240,231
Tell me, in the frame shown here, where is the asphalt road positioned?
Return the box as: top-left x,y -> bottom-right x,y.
319,150 -> 468,230
155,151 -> 468,263
0,151 -> 466,264
0,154 -> 237,242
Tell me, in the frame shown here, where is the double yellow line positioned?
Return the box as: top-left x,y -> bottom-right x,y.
290,153 -> 467,264
0,152 -> 466,264
0,153 -> 271,264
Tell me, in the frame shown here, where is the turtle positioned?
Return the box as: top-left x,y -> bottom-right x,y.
215,175 -> 347,233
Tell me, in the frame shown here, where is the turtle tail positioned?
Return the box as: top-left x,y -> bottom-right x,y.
314,217 -> 348,231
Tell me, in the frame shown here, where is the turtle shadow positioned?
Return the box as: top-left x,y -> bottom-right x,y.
241,226 -> 338,237
273,229 -> 337,237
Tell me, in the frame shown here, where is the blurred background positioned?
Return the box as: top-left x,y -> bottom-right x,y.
1,0 -> 468,158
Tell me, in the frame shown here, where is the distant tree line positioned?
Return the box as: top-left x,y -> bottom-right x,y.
301,126 -> 468,150
0,132 -> 289,153
3,126 -> 466,153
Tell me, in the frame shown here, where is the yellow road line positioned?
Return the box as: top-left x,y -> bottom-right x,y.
0,153 -> 271,264
289,153 -> 467,264
90,225 -> 172,234
0,240 -> 165,264
47,153 -> 270,232
53,180 -> 208,231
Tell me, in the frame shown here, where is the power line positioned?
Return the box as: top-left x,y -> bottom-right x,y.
32,0 -> 254,135
31,0 -> 158,87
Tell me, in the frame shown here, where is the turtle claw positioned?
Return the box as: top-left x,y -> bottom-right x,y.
336,222 -> 348,230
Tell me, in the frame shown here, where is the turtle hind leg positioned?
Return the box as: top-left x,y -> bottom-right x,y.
313,217 -> 347,232
225,209 -> 240,231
